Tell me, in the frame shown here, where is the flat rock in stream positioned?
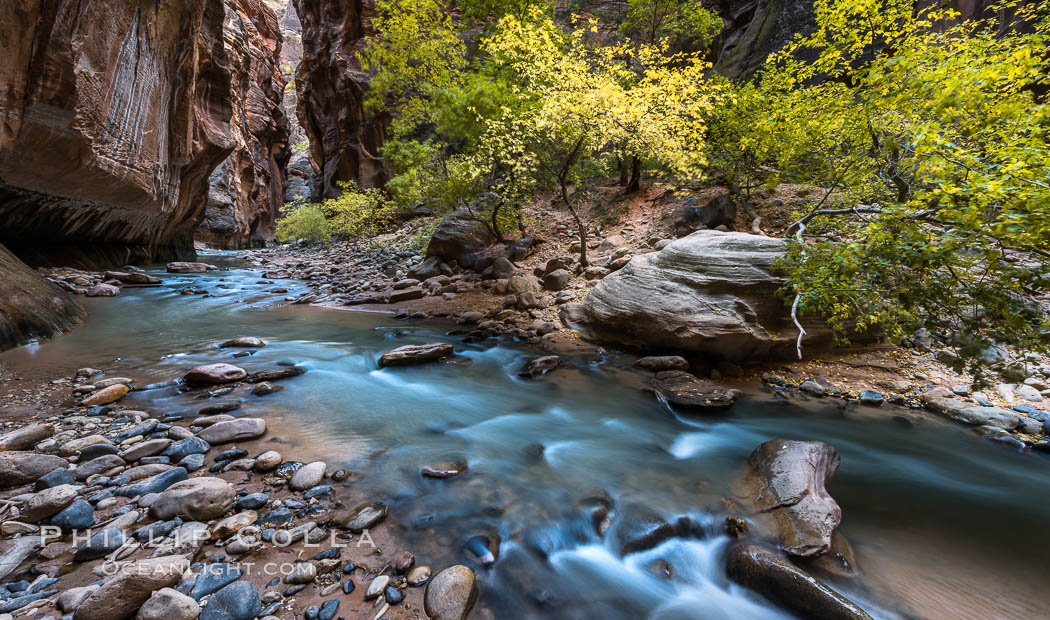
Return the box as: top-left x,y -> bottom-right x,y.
167,262 -> 216,274
183,364 -> 247,385
726,544 -> 872,620
647,371 -> 737,411
197,418 -> 266,444
730,439 -> 841,557
378,343 -> 455,367
246,367 -> 306,383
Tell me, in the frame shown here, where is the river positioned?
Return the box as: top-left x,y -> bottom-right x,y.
4,253 -> 1049,619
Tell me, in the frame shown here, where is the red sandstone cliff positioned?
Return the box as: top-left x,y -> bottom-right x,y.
196,0 -> 292,249
293,0 -> 387,200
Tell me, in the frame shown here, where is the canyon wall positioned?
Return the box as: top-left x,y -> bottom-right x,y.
0,0 -> 239,267
196,0 -> 292,249
293,0 -> 387,200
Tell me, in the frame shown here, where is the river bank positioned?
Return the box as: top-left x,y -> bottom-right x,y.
2,255 -> 1050,620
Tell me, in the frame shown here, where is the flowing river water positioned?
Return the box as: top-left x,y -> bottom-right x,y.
4,253 -> 1050,619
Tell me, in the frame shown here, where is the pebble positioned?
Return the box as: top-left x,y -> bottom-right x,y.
341,580 -> 355,595
199,581 -> 261,620
317,599 -> 339,620
424,565 -> 478,620
189,564 -> 242,600
406,565 -> 431,586
73,526 -> 126,561
253,451 -> 282,472
364,576 -> 389,600
383,586 -> 405,605
235,493 -> 270,511
283,562 -> 317,584
289,461 -> 326,491
338,501 -> 388,532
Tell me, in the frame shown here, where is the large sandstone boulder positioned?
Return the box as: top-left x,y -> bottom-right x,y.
73,555 -> 189,620
195,0 -> 291,249
151,477 -> 235,521
730,440 -> 842,557
560,231 -> 835,361
426,206 -> 498,270
0,244 -> 85,351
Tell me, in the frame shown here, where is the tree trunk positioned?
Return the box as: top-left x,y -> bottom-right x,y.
618,157 -> 629,186
626,156 -> 641,193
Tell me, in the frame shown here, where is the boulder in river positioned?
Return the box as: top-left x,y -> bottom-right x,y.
726,544 -> 872,620
197,418 -> 266,444
730,439 -> 842,557
647,370 -> 737,411
424,565 -> 478,620
378,343 -> 455,367
519,355 -> 560,379
220,337 -> 265,348
560,231 -> 839,361
167,262 -> 216,273
184,364 -> 247,385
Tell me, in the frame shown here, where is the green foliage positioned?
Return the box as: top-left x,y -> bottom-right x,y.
621,0 -> 723,47
319,182 -> 401,238
470,8 -> 717,265
457,0 -> 552,24
292,140 -> 309,153
275,203 -> 330,244
734,0 -> 1050,365
359,0 -> 466,136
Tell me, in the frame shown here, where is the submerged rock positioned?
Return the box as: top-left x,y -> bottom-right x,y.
731,439 -> 841,557
648,371 -> 737,411
726,544 -> 872,620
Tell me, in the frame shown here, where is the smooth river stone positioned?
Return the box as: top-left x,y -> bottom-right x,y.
0,452 -> 69,488
0,423 -> 54,451
73,555 -> 189,620
289,461 -> 326,490
424,565 -> 478,620
79,384 -> 130,406
337,501 -> 388,533
378,343 -> 454,367
183,364 -> 247,385
197,418 -> 266,444
151,477 -> 235,521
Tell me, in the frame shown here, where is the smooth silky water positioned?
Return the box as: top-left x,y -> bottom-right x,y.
4,253 -> 1049,619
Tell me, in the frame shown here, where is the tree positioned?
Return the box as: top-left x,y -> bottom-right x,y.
359,0 -> 466,137
742,0 -> 1050,368
620,0 -> 723,48
475,10 -> 716,267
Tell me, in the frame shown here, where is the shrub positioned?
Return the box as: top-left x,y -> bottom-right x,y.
275,204 -> 330,244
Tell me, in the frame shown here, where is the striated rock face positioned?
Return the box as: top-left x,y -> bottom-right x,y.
0,0 -> 238,267
196,0 -> 291,249
0,244 -> 85,351
560,231 -> 836,361
730,439 -> 842,557
293,0 -> 387,199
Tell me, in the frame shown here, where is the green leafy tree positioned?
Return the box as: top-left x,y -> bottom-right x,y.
476,10 -> 716,267
745,0 -> 1050,368
620,0 -> 723,47
359,0 -> 467,137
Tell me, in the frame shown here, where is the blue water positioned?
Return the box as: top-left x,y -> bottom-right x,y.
5,253 -> 1049,619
